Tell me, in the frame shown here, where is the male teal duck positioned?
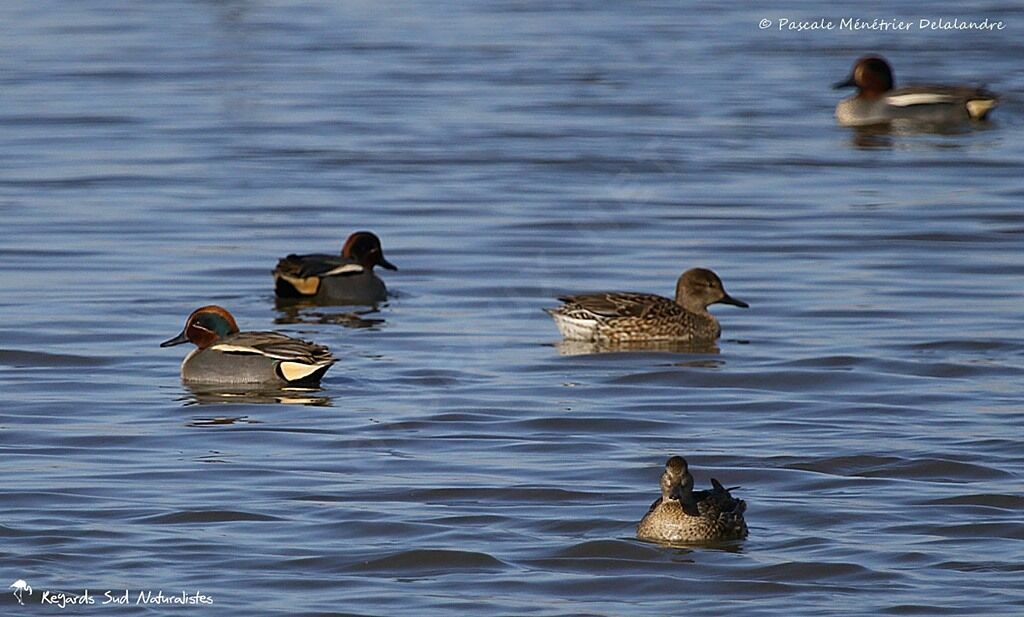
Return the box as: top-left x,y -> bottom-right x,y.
161,305 -> 335,385
834,56 -> 999,127
273,231 -> 397,305
546,268 -> 747,343
636,456 -> 748,544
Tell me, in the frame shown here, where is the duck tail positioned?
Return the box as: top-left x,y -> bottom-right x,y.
710,478 -> 741,493
966,87 -> 999,120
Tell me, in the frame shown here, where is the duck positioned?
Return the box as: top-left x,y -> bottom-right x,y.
834,55 -> 999,127
160,305 -> 335,385
273,231 -> 397,305
636,456 -> 748,544
545,268 -> 747,343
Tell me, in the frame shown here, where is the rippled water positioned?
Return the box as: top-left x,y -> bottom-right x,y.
3,1 -> 1024,614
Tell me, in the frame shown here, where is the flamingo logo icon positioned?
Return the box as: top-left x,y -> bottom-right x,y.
9,580 -> 32,605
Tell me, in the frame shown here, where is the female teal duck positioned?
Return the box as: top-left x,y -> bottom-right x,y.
834,56 -> 999,127
161,305 -> 335,385
636,456 -> 748,544
273,231 -> 398,305
546,268 -> 747,343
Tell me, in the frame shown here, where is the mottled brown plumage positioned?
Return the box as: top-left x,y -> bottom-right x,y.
636,456 -> 748,544
546,268 -> 747,342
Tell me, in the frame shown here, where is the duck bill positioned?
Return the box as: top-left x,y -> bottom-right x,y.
377,254 -> 398,271
833,74 -> 856,89
160,329 -> 189,347
718,293 -> 749,308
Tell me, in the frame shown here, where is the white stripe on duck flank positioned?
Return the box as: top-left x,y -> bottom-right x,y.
886,92 -> 958,106
320,263 -> 365,277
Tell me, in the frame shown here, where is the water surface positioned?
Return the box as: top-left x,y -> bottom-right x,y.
2,1 -> 1023,614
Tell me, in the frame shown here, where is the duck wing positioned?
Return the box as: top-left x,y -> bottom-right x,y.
886,85 -> 998,107
212,331 -> 335,365
274,254 -> 367,297
276,254 -> 366,279
555,292 -> 683,319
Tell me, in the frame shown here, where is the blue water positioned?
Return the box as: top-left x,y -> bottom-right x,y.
2,1 -> 1023,614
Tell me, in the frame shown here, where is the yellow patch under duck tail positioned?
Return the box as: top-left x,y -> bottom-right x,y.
966,98 -> 997,120
276,273 -> 321,296
276,263 -> 363,296
278,361 -> 330,382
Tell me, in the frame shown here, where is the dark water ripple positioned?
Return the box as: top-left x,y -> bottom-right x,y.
2,0 -> 1024,614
